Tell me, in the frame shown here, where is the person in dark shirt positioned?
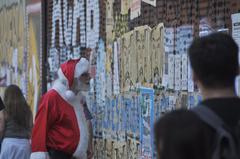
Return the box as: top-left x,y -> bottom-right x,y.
155,109 -> 214,159
155,33 -> 240,159
0,85 -> 32,159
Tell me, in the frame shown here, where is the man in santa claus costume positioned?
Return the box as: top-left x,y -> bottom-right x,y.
30,58 -> 91,159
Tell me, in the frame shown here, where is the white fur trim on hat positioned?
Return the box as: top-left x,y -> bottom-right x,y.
52,79 -> 76,101
65,90 -> 76,101
57,68 -> 69,88
74,58 -> 90,78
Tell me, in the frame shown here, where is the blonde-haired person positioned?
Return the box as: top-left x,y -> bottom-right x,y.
0,85 -> 33,159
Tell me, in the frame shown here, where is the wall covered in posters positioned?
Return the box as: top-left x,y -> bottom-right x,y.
90,23 -> 202,159
0,0 -> 42,115
46,0 -> 100,87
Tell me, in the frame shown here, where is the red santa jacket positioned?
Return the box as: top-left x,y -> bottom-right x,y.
30,81 -> 89,159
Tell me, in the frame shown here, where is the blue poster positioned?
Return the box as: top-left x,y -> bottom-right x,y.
139,87 -> 154,159
119,96 -> 126,141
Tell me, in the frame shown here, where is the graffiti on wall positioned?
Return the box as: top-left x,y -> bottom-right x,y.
0,0 -> 42,115
0,0 -> 26,95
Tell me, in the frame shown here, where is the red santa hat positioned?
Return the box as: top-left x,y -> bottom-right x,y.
58,58 -> 89,88
57,58 -> 89,99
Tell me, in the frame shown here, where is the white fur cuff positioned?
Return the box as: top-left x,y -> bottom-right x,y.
30,152 -> 50,159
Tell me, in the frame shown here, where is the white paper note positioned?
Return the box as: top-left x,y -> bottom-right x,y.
168,54 -> 174,89
113,41 -> 120,95
174,54 -> 181,91
142,0 -> 156,6
164,28 -> 175,53
130,0 -> 141,20
232,13 -> 240,95
181,54 -> 188,90
231,13 -> 240,64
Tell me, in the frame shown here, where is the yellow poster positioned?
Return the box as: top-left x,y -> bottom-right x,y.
150,23 -> 165,86
27,0 -> 42,116
121,0 -> 130,15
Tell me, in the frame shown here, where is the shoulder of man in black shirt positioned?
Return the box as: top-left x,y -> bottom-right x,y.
0,97 -> 5,111
200,97 -> 240,129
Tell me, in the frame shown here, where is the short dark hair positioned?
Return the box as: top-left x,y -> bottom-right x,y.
188,33 -> 239,88
154,109 -> 214,159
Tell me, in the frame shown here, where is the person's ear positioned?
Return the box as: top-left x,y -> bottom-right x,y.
192,71 -> 201,90
192,71 -> 198,83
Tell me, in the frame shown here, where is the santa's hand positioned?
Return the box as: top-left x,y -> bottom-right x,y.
87,149 -> 93,159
